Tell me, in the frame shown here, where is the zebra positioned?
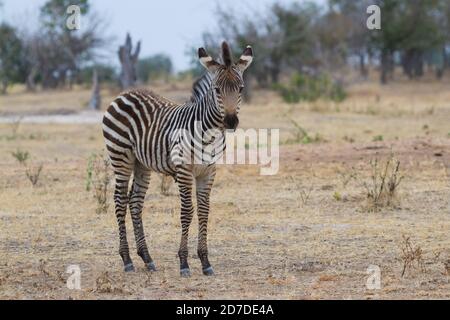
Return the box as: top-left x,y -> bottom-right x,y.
102,41 -> 253,277
190,72 -> 212,103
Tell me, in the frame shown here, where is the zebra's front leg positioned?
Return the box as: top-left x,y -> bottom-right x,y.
129,164 -> 156,271
196,170 -> 216,276
177,172 -> 195,277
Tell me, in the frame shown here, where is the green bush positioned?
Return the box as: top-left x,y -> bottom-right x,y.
275,72 -> 347,103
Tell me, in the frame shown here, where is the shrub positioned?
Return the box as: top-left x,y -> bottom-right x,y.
289,175 -> 314,206
373,135 -> 384,142
285,119 -> 324,144
11,149 -> 29,164
400,235 -> 425,277
11,149 -> 43,187
25,164 -> 43,187
363,153 -> 403,212
275,72 -> 347,103
89,153 -> 112,215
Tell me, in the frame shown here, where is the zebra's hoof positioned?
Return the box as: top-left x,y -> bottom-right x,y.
180,268 -> 191,277
202,266 -> 215,276
124,263 -> 135,272
146,262 -> 157,272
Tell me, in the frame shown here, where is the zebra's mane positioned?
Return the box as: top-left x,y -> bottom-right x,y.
190,73 -> 212,103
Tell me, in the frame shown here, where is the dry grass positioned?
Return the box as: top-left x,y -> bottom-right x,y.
90,154 -> 112,215
400,235 -> 426,277
11,149 -> 44,187
363,153 -> 403,212
160,174 -> 173,196
289,174 -> 315,206
0,80 -> 449,299
25,163 -> 44,187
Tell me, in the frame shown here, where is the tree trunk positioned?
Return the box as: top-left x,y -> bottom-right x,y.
89,69 -> 101,110
359,52 -> 368,79
67,69 -> 74,90
118,33 -> 141,90
380,49 -> 389,84
436,68 -> 444,80
412,51 -> 424,78
41,70 -> 50,89
270,66 -> 280,84
367,48 -> 374,69
402,50 -> 413,79
26,66 -> 38,92
388,52 -> 395,81
42,69 -> 58,89
436,47 -> 446,80
255,66 -> 270,89
1,79 -> 8,94
445,48 -> 449,72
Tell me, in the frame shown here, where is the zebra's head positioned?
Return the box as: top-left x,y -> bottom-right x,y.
198,41 -> 253,130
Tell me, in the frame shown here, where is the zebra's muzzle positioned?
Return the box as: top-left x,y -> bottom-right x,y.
223,113 -> 239,130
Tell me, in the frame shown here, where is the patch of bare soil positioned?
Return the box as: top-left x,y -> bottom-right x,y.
284,138 -> 450,167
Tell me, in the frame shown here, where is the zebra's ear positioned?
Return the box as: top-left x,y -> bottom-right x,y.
198,47 -> 221,73
236,45 -> 253,72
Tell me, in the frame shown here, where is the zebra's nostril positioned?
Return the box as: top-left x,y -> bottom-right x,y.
223,114 -> 239,130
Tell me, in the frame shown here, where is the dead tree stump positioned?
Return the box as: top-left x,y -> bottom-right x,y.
118,33 -> 141,90
89,69 -> 101,110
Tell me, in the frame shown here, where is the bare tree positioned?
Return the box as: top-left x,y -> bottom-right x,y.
89,69 -> 101,110
118,33 -> 141,89
31,1 -> 107,89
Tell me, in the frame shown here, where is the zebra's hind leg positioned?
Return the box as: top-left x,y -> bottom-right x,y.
129,162 -> 156,271
112,166 -> 134,272
177,169 -> 195,277
196,168 -> 216,276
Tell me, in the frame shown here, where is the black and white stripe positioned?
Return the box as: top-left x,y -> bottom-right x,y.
190,73 -> 212,103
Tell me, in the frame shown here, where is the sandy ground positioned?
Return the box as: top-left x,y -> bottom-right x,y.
0,81 -> 449,299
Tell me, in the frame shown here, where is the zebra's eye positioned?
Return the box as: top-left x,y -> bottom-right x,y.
239,87 -> 244,93
214,87 -> 221,95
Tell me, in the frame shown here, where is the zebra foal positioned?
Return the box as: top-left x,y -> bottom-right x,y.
102,41 -> 253,277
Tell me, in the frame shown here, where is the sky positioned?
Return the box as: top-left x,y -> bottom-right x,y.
0,0 -> 308,71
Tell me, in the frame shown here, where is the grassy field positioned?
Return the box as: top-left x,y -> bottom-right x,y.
0,80 -> 449,299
